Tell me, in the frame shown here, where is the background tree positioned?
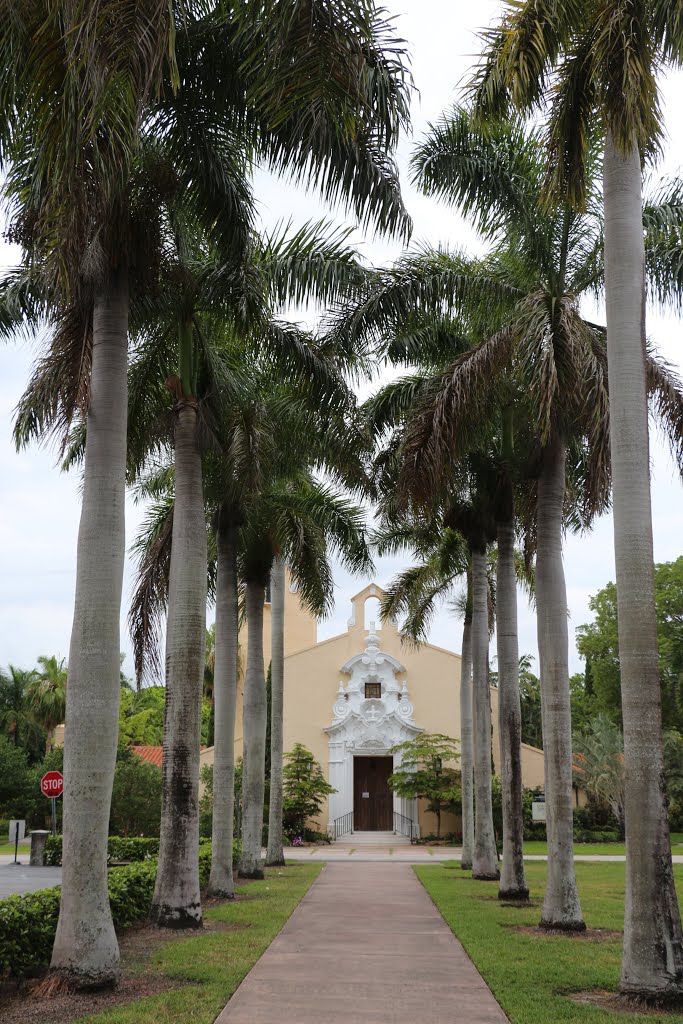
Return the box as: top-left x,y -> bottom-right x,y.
282,744 -> 336,840
577,558 -> 683,731
26,656 -> 67,754
0,665 -> 44,758
388,734 -> 460,839
573,715 -> 625,839
109,752 -> 162,837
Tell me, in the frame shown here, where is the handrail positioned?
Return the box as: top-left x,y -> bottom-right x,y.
333,811 -> 354,840
394,810 -> 418,843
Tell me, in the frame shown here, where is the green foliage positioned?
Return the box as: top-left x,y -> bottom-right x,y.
0,845 -> 216,979
0,885 -> 62,979
109,750 -> 162,836
388,733 -> 460,838
573,714 -> 625,836
282,744 -> 335,838
490,776 -> 546,842
198,761 -> 243,840
0,736 -> 33,820
44,835 -> 161,866
576,558 -> 683,730
118,685 -> 166,746
664,730 -> 683,830
0,665 -> 45,761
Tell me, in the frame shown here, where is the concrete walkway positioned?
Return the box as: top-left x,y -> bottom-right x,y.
282,844 -> 683,864
216,863 -> 509,1023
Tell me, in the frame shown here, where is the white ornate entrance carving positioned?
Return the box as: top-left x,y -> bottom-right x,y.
325,626 -> 422,836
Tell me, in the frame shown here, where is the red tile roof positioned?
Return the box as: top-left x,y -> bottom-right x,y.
131,746 -> 163,768
130,745 -> 209,768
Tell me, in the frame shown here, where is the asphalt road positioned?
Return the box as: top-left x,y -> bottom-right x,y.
0,864 -> 61,898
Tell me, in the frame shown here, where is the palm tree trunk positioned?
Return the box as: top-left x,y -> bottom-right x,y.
604,136 -> 683,997
207,510 -> 239,897
239,579 -> 267,879
150,399 -> 206,928
471,547 -> 499,880
266,559 -> 286,866
496,517 -> 528,901
51,271 -> 128,987
536,434 -> 583,930
460,581 -> 475,871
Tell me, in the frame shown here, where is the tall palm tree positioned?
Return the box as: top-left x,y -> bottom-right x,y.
375,519 -> 475,868
27,656 -> 67,754
469,5 -> 683,995
266,558 -> 286,867
238,470 -> 373,877
7,0 -> 412,942
331,110 -> 683,929
0,1 -> 177,987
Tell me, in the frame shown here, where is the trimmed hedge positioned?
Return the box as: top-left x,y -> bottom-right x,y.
44,835 -> 161,866
0,841 -> 218,979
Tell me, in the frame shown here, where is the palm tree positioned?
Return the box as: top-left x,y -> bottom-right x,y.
0,1 -> 177,987
265,558 -> 286,867
207,501 -> 241,897
238,470 -> 373,878
331,109 -> 683,929
7,0 -> 411,940
0,665 -> 42,754
469,5 -> 683,995
27,657 -> 67,754
375,519 -> 475,869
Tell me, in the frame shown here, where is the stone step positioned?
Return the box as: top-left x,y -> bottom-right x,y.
334,831 -> 412,846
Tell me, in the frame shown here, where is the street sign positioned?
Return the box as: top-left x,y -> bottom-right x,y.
41,771 -> 64,798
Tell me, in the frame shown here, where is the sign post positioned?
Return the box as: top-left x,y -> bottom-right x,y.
40,771 -> 64,835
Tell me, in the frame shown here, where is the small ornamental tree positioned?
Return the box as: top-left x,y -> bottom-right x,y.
282,744 -> 335,840
388,734 -> 460,839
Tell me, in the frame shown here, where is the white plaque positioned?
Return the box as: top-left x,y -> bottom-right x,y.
362,792 -> 370,798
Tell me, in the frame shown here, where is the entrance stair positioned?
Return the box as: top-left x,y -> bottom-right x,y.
334,831 -> 411,846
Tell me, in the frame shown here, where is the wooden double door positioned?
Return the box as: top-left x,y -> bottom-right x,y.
354,756 -> 393,831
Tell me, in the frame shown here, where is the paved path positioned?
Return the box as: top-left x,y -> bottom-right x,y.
216,863 -> 509,1024
0,864 -> 61,898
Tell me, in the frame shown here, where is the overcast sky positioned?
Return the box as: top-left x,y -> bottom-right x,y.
2,1 -> 682,681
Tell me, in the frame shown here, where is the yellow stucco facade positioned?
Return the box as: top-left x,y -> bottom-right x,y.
226,580 -> 546,838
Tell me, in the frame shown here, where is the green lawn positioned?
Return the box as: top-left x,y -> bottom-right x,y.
416,860 -> 683,1024
521,834 -> 683,858
75,862 -> 321,1024
0,841 -> 30,855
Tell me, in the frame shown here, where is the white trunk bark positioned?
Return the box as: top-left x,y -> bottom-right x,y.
208,513 -> 239,897
151,401 -> 206,928
496,518 -> 528,900
604,136 -> 683,997
460,600 -> 475,871
266,559 -> 286,866
239,580 -> 267,878
536,435 -> 584,929
471,548 -> 499,879
51,272 -> 128,986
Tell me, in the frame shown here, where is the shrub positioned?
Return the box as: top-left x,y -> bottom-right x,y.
109,753 -> 162,837
44,835 -> 161,866
2,839 -> 236,979
573,829 -> 620,844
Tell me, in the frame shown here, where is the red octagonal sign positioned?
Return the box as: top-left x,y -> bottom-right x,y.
41,771 -> 64,798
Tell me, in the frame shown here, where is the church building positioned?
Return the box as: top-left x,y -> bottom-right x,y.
223,580 -> 546,840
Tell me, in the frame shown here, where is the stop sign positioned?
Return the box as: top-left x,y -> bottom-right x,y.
41,771 -> 64,798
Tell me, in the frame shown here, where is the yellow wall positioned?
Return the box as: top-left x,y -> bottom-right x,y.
202,582 -> 550,833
